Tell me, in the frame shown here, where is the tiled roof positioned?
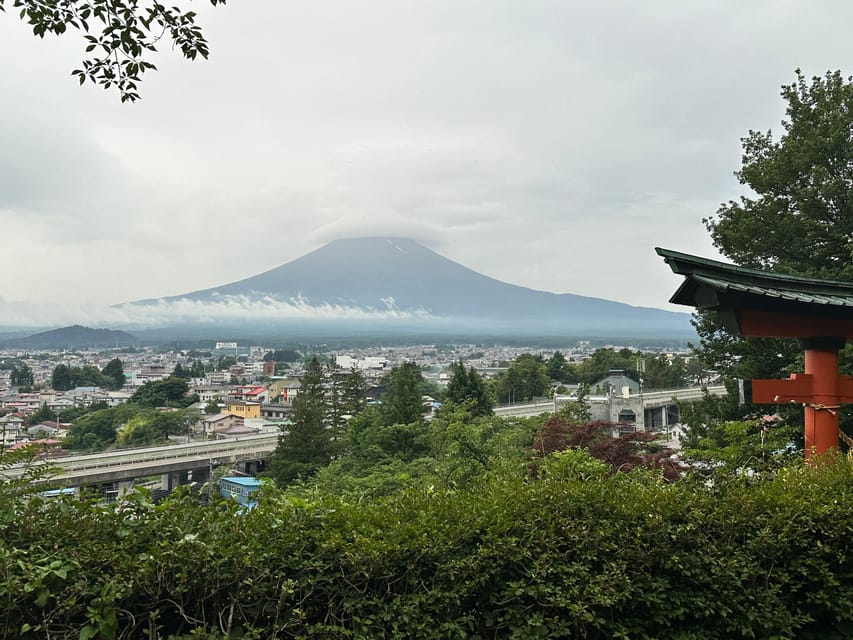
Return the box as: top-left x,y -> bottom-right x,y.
656,248 -> 853,311
691,274 -> 853,307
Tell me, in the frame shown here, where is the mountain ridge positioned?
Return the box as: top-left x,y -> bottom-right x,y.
126,237 -> 691,337
3,324 -> 137,349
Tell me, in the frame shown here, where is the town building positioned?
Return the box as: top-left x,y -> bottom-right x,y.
219,476 -> 261,509
224,401 -> 261,420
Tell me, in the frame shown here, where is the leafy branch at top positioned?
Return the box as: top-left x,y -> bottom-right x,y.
1,0 -> 227,102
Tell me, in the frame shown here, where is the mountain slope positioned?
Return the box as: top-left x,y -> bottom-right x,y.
129,237 -> 691,337
3,325 -> 137,348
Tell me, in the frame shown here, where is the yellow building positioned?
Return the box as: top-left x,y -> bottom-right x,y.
225,401 -> 261,419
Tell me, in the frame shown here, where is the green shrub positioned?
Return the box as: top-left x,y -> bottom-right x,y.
1,454 -> 851,638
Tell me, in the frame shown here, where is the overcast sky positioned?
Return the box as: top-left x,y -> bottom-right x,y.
2,1 -> 852,326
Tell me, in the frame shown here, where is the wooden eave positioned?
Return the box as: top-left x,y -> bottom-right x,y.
656,248 -> 853,338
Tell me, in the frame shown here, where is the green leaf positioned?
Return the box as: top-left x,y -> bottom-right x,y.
80,624 -> 97,640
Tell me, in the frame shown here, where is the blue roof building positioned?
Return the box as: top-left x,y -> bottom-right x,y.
219,476 -> 262,509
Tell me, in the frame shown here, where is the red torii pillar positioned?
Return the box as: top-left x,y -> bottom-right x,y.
741,314 -> 853,459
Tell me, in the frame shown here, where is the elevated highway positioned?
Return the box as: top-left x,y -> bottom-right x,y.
1,434 -> 278,487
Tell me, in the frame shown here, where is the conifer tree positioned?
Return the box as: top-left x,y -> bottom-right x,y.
445,360 -> 493,416
380,362 -> 425,426
10,364 -> 34,388
190,360 -> 206,378
465,366 -> 493,417
325,364 -> 346,454
268,356 -> 331,486
341,366 -> 368,417
445,361 -> 470,404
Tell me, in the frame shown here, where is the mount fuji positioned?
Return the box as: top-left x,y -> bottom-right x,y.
123,237 -> 692,338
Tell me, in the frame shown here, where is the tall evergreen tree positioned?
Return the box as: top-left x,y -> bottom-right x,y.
190,360 -> 206,378
268,356 -> 331,486
445,361 -> 470,404
204,399 -> 221,415
682,70 -> 853,445
464,366 -> 493,417
341,366 -> 368,417
445,360 -> 493,416
325,364 -> 347,454
380,362 -> 425,426
10,364 -> 34,388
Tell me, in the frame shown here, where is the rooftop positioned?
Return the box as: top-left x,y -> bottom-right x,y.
657,247 -> 853,338
221,476 -> 262,488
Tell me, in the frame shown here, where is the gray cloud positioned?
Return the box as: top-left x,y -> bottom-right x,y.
1,1 -> 852,321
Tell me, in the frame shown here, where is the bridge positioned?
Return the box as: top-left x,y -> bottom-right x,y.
2,434 -> 278,490
495,385 -> 728,430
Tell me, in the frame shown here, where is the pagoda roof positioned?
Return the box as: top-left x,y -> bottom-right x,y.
656,248 -> 853,339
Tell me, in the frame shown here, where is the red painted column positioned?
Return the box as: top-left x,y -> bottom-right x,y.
802,338 -> 844,458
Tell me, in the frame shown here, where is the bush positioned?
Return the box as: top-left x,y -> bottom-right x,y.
1,454 -> 852,638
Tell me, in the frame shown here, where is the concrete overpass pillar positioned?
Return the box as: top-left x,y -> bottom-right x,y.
161,471 -> 190,491
117,480 -> 135,496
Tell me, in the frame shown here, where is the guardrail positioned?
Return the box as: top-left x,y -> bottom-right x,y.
641,385 -> 727,404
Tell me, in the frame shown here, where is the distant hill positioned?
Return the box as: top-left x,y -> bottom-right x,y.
3,325 -> 137,349
124,237 -> 692,338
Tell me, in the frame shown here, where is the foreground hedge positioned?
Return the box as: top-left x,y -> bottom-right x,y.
1,453 -> 852,639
